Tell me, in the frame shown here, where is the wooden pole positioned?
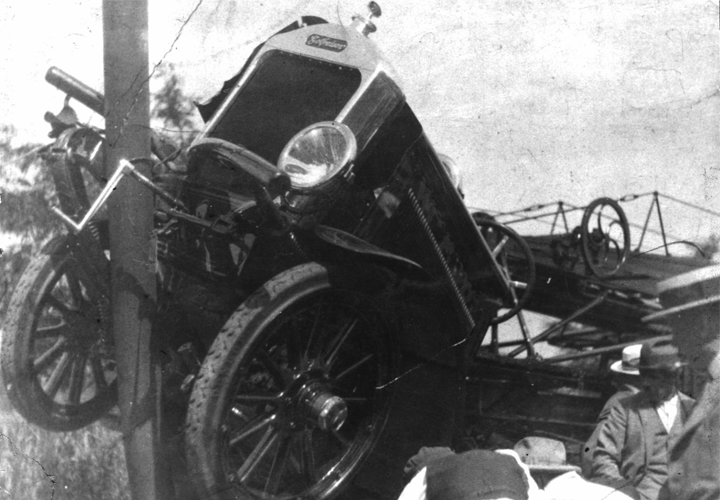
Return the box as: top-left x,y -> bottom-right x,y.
103,1 -> 172,498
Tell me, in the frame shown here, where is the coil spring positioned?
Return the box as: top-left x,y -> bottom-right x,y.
85,220 -> 113,337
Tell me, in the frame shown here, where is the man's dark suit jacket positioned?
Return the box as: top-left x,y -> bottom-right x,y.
662,376 -> 720,500
590,390 -> 695,500
581,384 -> 640,478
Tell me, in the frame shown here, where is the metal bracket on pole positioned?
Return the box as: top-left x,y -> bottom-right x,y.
51,159 -> 135,233
51,159 -> 186,233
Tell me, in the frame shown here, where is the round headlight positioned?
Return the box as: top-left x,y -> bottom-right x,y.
277,122 -> 357,190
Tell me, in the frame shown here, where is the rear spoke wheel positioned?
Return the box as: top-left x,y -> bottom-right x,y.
1,230 -> 117,431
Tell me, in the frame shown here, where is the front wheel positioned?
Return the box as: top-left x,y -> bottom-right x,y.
1,231 -> 117,431
185,263 -> 398,500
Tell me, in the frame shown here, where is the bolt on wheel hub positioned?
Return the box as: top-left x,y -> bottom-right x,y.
296,381 -> 348,432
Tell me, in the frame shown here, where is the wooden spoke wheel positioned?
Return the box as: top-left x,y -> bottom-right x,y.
1,228 -> 116,431
185,263 -> 399,500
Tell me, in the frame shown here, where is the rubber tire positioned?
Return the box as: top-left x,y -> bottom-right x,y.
184,262 -> 464,500
1,234 -> 117,431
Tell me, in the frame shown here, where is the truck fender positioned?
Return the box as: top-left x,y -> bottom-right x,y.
312,224 -> 428,279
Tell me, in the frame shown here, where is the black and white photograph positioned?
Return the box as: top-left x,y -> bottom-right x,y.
0,1 -> 718,499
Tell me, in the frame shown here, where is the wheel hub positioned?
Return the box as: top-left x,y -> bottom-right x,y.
295,381 -> 348,432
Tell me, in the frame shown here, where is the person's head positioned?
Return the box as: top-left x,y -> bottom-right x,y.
609,344 -> 642,390
405,449 -> 529,500
637,340 -> 683,404
403,446 -> 455,484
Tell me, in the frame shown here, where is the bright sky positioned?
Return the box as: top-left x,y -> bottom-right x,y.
2,0 -> 719,249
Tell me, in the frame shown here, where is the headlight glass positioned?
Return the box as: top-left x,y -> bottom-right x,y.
277,122 -> 357,190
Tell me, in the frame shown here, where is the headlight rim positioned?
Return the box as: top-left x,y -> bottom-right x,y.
277,121 -> 358,191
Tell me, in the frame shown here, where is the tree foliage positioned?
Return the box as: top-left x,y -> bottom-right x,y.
151,63 -> 201,151
0,127 -> 55,315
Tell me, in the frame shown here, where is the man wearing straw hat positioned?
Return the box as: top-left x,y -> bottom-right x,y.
581,344 -> 643,477
589,339 -> 694,500
646,265 -> 720,500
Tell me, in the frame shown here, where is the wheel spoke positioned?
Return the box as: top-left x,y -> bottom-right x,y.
254,348 -> 286,386
331,429 -> 352,448
300,430 -> 316,482
43,351 -> 72,399
264,433 -> 294,494
324,318 -> 358,370
610,240 -> 622,263
35,321 -> 73,339
235,394 -> 281,404
44,294 -> 74,318
491,234 -> 510,258
65,271 -> 87,309
68,354 -> 87,406
496,253 -> 516,294
284,331 -> 303,369
343,397 -> 370,403
46,294 -> 98,333
492,252 -> 513,293
336,353 -> 374,381
229,412 -> 278,447
595,210 -> 603,231
32,338 -> 68,373
89,356 -> 109,392
237,426 -> 280,483
303,306 -> 323,360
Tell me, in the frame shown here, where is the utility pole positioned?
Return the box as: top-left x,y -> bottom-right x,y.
103,1 -> 172,499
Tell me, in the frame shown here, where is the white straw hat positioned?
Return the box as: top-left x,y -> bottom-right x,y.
609,344 -> 642,375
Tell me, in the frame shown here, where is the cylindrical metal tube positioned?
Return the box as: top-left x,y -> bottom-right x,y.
45,66 -> 105,115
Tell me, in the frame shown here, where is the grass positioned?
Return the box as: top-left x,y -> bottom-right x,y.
0,412 -> 129,500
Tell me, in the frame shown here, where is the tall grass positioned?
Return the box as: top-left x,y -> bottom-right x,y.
0,413 -> 129,500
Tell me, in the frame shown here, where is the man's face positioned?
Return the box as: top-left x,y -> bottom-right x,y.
612,372 -> 640,391
640,369 -> 677,404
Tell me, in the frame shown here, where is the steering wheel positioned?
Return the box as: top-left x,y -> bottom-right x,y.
473,215 -> 536,324
580,197 -> 631,278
